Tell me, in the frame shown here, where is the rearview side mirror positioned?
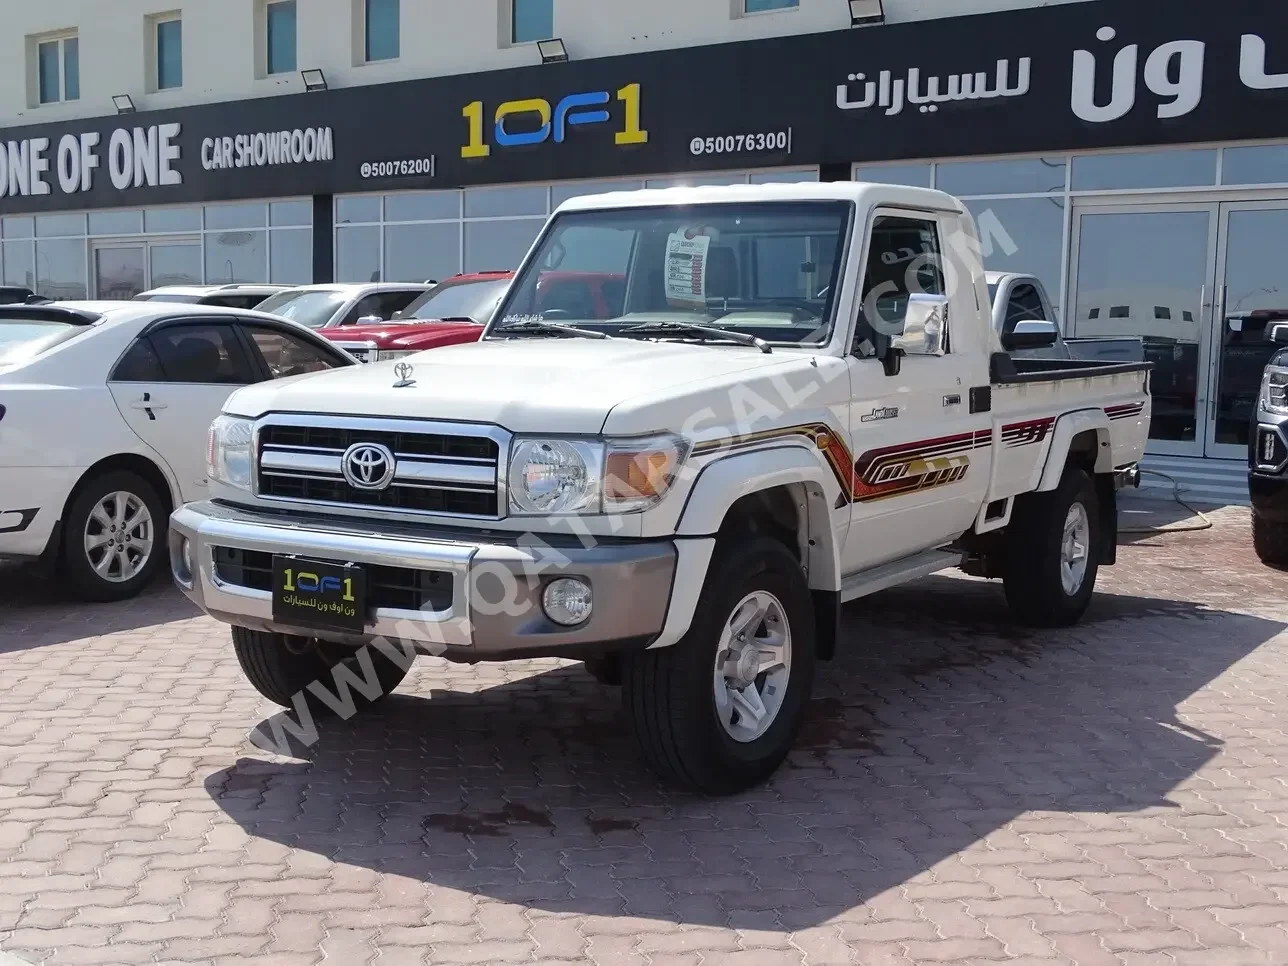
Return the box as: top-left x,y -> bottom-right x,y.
890,293 -> 948,357
1270,323 -> 1288,344
1002,319 -> 1059,351
356,315 -> 383,325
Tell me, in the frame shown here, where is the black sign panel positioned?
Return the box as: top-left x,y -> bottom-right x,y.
1,0 -> 1287,214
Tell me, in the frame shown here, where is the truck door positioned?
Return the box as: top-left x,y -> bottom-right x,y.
840,209 -> 993,573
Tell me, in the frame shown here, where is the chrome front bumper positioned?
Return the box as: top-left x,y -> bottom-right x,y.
169,501 -> 677,661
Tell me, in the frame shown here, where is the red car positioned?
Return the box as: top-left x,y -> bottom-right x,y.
316,269 -> 627,363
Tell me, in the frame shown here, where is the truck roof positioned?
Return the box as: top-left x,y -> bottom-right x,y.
554,181 -> 966,215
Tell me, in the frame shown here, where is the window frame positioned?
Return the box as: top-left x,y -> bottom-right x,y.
153,14 -> 184,91
855,209 -> 948,358
1003,282 -> 1048,336
265,0 -> 298,75
363,0 -> 400,63
34,32 -> 79,105
139,319 -> 259,386
740,0 -> 800,15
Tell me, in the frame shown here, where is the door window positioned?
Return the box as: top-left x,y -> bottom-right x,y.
1003,283 -> 1048,336
376,290 -> 420,318
242,324 -> 344,380
148,323 -> 257,384
110,339 -> 167,381
857,215 -> 945,351
341,294 -> 387,325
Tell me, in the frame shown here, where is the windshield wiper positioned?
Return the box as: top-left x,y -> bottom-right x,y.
619,321 -> 771,354
494,320 -> 611,340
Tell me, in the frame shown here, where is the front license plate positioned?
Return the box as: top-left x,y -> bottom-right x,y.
272,556 -> 367,633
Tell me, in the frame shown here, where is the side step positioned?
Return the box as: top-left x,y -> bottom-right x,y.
839,548 -> 964,603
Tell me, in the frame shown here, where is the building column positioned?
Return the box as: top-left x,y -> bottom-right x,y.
312,194 -> 334,283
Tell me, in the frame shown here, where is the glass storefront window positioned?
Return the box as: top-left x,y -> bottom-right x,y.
205,204 -> 267,230
270,229 -> 313,284
205,230 -> 267,283
384,224 -> 460,282
937,157 -> 1066,196
145,207 -> 201,233
1222,145 -> 1288,186
270,200 -> 312,227
1071,149 -> 1218,191
750,169 -> 820,184
963,197 -> 1066,314
464,185 -> 547,218
150,243 -> 202,287
2,242 -> 34,288
336,196 -> 381,224
645,174 -> 746,188
464,219 -> 543,272
2,217 -> 34,239
34,239 -> 87,299
36,213 -> 86,237
336,225 -> 381,282
385,192 -> 459,222
855,163 -> 932,187
88,210 -> 143,235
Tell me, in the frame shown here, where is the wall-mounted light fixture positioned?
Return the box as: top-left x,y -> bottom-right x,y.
538,38 -> 569,64
301,69 -> 328,92
112,94 -> 136,114
849,0 -> 885,26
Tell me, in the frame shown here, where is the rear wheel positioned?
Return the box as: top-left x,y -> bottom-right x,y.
1252,512 -> 1288,567
621,537 -> 816,795
1003,466 -> 1101,628
61,470 -> 167,602
231,626 -> 411,714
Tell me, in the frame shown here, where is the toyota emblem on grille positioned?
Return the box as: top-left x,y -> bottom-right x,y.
342,442 -> 397,491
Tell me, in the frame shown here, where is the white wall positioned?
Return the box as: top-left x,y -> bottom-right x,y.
0,0 -> 1092,128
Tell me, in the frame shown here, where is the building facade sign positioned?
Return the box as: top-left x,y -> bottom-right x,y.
0,0 -> 1285,214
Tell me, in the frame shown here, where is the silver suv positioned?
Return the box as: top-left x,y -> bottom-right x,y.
133,284 -> 291,310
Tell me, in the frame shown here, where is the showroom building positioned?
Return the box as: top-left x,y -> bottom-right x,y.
0,0 -> 1285,498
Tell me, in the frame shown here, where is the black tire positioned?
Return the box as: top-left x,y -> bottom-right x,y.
1003,465 -> 1101,628
61,470 -> 168,603
1252,512 -> 1288,567
231,626 -> 410,715
621,537 -> 816,796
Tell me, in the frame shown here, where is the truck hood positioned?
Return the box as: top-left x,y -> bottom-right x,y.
224,337 -> 810,434
318,320 -> 484,349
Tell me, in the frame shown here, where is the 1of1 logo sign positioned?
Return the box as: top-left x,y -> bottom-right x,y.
461,83 -> 649,158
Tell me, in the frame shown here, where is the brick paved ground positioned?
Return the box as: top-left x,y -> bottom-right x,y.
0,499 -> 1287,965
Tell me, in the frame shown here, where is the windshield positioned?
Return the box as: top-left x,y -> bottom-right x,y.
255,290 -> 349,328
401,279 -> 509,323
0,319 -> 82,365
137,293 -> 202,303
490,202 -> 851,345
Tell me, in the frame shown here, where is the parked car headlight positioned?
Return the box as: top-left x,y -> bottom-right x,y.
1261,367 -> 1288,416
207,414 -> 255,491
507,434 -> 689,516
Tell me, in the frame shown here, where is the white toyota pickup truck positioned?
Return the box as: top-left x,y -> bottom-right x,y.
171,182 -> 1151,794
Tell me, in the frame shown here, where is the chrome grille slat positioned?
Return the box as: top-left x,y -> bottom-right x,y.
254,416 -> 503,519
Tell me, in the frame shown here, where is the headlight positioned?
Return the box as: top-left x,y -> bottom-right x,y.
377,350 -> 417,362
507,434 -> 688,516
207,415 -> 255,491
1261,367 -> 1288,416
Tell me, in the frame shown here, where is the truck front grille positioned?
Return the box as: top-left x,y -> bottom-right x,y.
255,420 -> 501,518
213,546 -> 454,612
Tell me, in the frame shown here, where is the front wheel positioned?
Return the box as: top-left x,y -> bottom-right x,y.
1252,511 -> 1288,567
621,537 -> 816,795
1003,465 -> 1101,627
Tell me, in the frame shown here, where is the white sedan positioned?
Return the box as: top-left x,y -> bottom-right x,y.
0,301 -> 356,601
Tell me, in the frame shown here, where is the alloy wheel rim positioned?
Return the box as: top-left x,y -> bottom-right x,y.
1061,502 -> 1091,596
83,491 -> 153,584
712,590 -> 792,743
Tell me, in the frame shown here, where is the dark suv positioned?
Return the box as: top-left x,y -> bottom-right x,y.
1247,312 -> 1288,565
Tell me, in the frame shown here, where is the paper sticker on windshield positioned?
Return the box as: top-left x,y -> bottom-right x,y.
665,229 -> 712,308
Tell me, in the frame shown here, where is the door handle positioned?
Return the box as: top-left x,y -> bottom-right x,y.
130,392 -> 167,421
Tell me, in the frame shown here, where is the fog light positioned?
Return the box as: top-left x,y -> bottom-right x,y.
542,577 -> 593,626
181,538 -> 193,576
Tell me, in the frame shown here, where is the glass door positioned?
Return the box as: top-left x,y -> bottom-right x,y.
1206,203 -> 1288,459
92,239 -> 201,299
93,245 -> 146,299
1068,204 -> 1219,458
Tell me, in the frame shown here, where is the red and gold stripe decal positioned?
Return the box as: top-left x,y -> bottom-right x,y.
1105,402 -> 1145,420
852,430 -> 991,504
1001,417 -> 1055,449
691,423 -> 857,502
